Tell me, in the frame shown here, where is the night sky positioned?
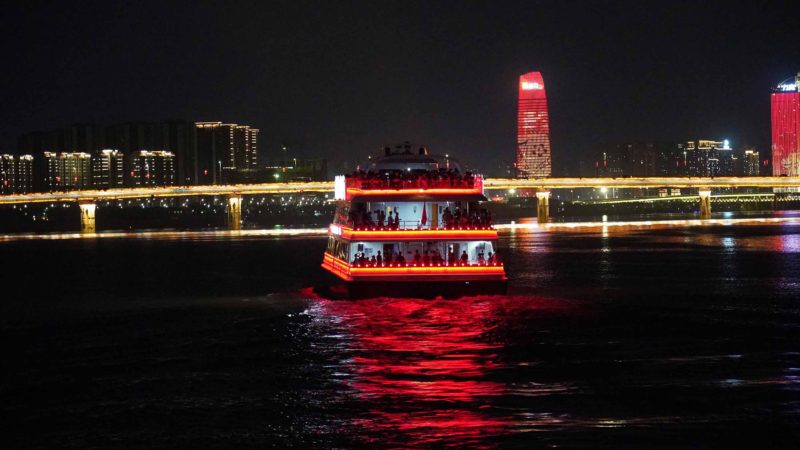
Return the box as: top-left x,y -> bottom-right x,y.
2,0 -> 799,174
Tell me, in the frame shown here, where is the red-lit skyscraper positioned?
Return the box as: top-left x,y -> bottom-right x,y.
772,73 -> 800,176
516,71 -> 552,177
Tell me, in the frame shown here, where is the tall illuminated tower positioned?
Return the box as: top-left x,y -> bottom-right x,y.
772,73 -> 800,176
516,71 -> 552,177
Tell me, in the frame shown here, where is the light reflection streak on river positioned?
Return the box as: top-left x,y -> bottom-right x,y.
309,297 -> 506,447
1,216 -> 800,242
306,296 -> 587,447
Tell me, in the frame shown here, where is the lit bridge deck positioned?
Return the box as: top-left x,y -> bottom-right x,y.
2,177 -> 800,205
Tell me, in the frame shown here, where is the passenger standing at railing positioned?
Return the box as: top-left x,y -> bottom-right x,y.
394,208 -> 400,229
464,171 -> 474,188
376,251 -> 383,267
377,209 -> 385,228
443,207 -> 453,229
370,255 -> 377,266
387,211 -> 394,230
348,210 -> 357,227
460,250 -> 469,265
448,249 -> 456,265
487,252 -> 494,264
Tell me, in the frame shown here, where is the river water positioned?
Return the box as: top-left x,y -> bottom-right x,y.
2,221 -> 800,448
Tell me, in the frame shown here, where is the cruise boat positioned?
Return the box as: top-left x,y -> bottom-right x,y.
320,145 -> 507,298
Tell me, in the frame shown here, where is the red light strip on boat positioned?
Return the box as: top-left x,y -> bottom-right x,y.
345,187 -> 482,199
331,226 -> 498,241
322,253 -> 505,281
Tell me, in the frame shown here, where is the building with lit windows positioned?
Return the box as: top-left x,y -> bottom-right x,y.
594,142 -> 656,177
19,120 -> 198,189
44,152 -> 92,191
0,154 -> 15,194
92,149 -> 125,189
772,73 -> 800,176
130,150 -> 175,187
743,147 -> 760,176
17,155 -> 33,193
515,71 -> 552,178
195,122 -> 259,184
685,139 -> 734,177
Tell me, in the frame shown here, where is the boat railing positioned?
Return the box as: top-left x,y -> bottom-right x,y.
340,219 -> 495,231
349,260 -> 504,268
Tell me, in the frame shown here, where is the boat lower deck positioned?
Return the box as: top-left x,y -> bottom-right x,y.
322,253 -> 507,283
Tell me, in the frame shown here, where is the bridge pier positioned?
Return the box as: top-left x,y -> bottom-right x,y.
79,202 -> 96,233
698,189 -> 712,220
227,195 -> 243,230
536,191 -> 550,224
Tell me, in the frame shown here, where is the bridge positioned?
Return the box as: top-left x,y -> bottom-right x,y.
1,177 -> 800,232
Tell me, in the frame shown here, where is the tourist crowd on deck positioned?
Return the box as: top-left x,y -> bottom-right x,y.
350,248 -> 501,268
345,169 -> 479,190
347,205 -> 492,230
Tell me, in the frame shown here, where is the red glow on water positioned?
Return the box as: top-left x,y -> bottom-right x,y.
314,296 -> 510,446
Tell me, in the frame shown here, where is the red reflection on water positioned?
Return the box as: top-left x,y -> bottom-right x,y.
313,296 -> 511,447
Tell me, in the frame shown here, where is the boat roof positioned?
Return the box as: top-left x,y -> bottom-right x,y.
345,192 -> 487,202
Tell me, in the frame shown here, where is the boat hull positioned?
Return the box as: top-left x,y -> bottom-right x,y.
316,276 -> 508,299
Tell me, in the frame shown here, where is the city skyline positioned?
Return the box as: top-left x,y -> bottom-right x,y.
2,1 -> 799,172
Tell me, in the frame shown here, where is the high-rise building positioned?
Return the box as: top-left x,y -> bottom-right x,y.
515,72 -> 552,177
195,122 -> 230,185
92,149 -> 125,189
130,150 -> 175,187
195,122 -> 259,184
594,142 -> 656,177
18,120 -> 261,190
44,152 -> 92,191
160,121 -> 197,186
63,123 -> 105,153
772,73 -> 800,176
685,140 -> 734,176
232,125 -> 259,170
743,147 -> 760,176
17,155 -> 33,193
655,142 -> 683,176
1,154 -> 16,194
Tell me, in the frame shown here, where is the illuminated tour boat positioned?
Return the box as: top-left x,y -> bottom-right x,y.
321,145 -> 507,298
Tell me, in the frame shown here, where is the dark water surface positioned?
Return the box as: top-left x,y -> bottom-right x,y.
2,224 -> 800,448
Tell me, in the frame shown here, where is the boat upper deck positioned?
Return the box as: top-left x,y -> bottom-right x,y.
336,171 -> 485,201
